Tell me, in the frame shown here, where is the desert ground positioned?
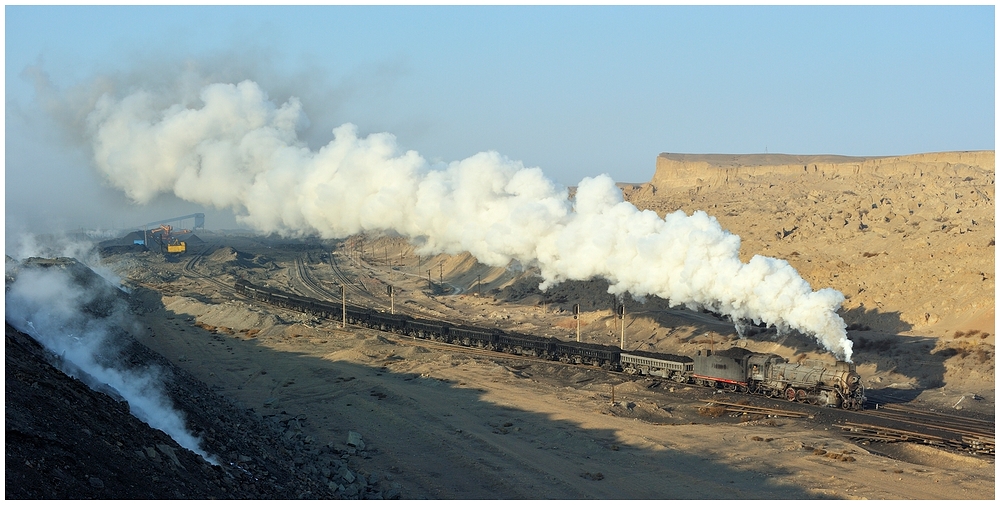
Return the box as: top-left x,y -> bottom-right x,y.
8,151 -> 994,499
84,151 -> 992,499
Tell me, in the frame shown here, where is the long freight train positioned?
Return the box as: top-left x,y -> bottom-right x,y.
235,279 -> 865,410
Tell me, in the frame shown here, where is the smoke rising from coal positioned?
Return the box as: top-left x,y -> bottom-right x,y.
82,79 -> 852,361
5,256 -> 219,464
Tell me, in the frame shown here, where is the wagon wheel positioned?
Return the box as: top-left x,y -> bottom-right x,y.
785,387 -> 797,402
841,399 -> 854,410
728,383 -> 739,392
796,389 -> 808,403
739,384 -> 749,394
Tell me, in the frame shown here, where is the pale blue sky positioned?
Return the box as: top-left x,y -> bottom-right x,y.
5,5 -> 995,233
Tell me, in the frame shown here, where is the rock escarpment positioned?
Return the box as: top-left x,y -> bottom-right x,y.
647,151 -> 993,192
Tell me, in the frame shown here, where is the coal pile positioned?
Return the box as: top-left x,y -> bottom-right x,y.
6,323 -> 242,499
5,258 -> 394,499
5,324 -> 395,500
98,232 -> 148,255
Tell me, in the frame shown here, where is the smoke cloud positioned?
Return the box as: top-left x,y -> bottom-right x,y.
7,231 -> 122,286
5,257 -> 219,464
82,79 -> 852,361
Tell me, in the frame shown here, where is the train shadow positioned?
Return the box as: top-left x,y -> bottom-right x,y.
132,294 -> 833,499
849,330 -> 965,406
839,305 -> 913,334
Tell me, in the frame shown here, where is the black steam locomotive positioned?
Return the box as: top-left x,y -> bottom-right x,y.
234,279 -> 865,410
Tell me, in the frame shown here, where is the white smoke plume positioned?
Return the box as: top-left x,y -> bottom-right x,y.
6,231 -> 122,287
5,260 -> 219,464
82,79 -> 852,361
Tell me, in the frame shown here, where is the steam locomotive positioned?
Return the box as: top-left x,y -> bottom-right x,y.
234,279 -> 865,410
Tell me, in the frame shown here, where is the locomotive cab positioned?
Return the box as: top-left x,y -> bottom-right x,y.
748,353 -> 785,382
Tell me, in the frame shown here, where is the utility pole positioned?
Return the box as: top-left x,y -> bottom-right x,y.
385,246 -> 391,282
387,285 -> 394,315
574,303 -> 581,342
340,284 -> 346,329
619,303 -> 626,350
477,275 -> 482,297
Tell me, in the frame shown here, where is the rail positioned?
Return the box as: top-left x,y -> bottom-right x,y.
698,399 -> 810,418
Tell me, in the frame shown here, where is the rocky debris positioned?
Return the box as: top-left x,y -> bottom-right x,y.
347,431 -> 366,449
101,253 -> 181,285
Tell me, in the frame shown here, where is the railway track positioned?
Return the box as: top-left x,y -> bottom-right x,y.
242,271 -> 1000,459
841,403 -> 995,456
177,240 -> 997,460
292,256 -> 337,300
317,256 -> 1000,458
327,251 -> 384,308
321,251 -> 463,325
874,403 -> 994,436
182,243 -> 237,294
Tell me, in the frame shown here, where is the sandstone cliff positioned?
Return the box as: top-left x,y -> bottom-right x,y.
648,151 -> 993,192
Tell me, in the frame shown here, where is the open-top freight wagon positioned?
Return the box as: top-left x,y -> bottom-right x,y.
234,279 -> 865,409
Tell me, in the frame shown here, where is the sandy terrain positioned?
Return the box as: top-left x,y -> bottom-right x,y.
97,151 -> 993,499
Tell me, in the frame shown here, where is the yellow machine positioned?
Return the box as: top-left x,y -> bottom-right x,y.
166,240 -> 187,254
148,224 -> 186,254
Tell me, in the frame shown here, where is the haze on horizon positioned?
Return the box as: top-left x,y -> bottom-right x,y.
5,5 -> 994,236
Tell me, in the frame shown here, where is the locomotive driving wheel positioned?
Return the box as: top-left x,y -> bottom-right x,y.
785,387 -> 797,402
796,389 -> 808,403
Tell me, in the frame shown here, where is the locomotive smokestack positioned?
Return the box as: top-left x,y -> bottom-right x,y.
76,78 -> 853,361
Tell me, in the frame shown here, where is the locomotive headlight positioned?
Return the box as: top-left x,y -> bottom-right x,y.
848,373 -> 860,385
